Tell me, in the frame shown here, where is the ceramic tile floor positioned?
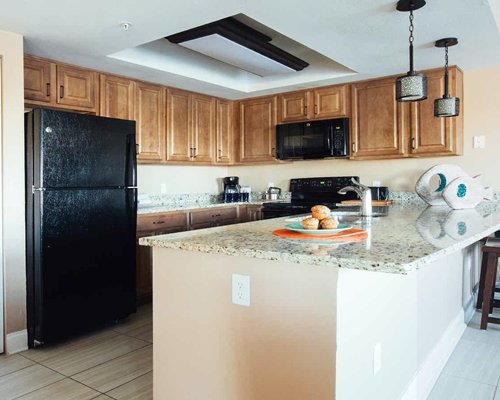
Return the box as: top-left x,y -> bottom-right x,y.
429,310 -> 500,400
2,305 -> 499,399
0,304 -> 152,400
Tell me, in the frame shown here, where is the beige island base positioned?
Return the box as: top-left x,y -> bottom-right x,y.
141,205 -> 500,400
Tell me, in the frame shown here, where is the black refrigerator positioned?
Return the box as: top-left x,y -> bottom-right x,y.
25,108 -> 137,347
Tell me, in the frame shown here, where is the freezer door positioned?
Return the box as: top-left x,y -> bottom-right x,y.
33,108 -> 136,188
28,188 -> 137,346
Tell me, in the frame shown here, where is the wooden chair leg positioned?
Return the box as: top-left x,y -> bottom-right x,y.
481,253 -> 498,330
477,252 -> 488,309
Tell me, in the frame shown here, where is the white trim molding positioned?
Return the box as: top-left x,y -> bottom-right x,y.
6,329 -> 28,354
401,310 -> 466,400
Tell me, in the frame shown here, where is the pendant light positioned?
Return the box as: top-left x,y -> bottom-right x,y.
395,0 -> 428,102
434,38 -> 460,117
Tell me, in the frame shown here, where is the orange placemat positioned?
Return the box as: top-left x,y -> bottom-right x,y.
272,228 -> 368,242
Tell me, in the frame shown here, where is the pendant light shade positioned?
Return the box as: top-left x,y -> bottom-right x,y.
395,0 -> 428,102
396,72 -> 427,102
434,38 -> 460,118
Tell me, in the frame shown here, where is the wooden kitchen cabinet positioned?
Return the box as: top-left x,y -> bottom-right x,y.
191,94 -> 216,163
246,205 -> 263,222
24,55 -> 98,112
215,99 -> 234,164
312,85 -> 349,119
136,241 -> 153,303
350,77 -> 409,159
56,64 -> 98,110
136,211 -> 189,302
409,67 -> 463,156
166,89 -> 216,164
24,55 -> 52,103
278,90 -> 310,122
189,207 -> 239,230
135,82 -> 166,162
166,88 -> 191,162
277,85 -> 349,123
99,74 -> 135,120
239,96 -> 278,163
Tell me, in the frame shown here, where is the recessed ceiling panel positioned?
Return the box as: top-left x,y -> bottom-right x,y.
179,34 -> 295,76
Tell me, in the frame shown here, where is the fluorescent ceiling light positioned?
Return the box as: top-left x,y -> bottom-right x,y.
167,17 -> 309,75
179,34 -> 295,77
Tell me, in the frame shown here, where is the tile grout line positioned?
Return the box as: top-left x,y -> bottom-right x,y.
11,358 -> 109,399
103,369 -> 153,397
17,331 -> 151,375
0,363 -> 39,380
8,364 -> 66,400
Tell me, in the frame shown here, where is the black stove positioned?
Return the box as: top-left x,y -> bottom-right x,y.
262,176 -> 359,219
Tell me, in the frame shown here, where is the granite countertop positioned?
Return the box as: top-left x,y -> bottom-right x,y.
139,202 -> 500,274
137,201 -> 276,215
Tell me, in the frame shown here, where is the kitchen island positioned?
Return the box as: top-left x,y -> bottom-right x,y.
140,203 -> 500,400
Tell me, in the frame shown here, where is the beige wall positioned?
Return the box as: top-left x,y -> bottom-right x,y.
230,67 -> 500,193
153,248 -> 337,400
137,164 -> 229,194
0,30 -> 25,342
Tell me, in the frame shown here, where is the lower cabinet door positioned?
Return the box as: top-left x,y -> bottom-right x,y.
136,238 -> 153,303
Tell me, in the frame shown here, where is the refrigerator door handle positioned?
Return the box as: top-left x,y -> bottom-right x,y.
126,133 -> 137,188
126,186 -> 138,189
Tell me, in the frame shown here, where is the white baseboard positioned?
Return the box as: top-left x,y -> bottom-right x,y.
401,310 -> 466,400
6,330 -> 28,354
463,293 -> 477,324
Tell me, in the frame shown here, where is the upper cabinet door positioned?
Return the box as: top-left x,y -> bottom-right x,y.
135,82 -> 165,163
56,65 -> 97,110
24,56 -> 52,103
239,96 -> 277,163
312,85 -> 349,119
351,78 -> 408,159
166,89 -> 192,162
215,99 -> 234,164
410,67 -> 463,156
278,91 -> 310,123
191,94 -> 215,164
99,74 -> 135,120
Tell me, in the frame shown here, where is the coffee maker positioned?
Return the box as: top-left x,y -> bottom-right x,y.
223,176 -> 240,203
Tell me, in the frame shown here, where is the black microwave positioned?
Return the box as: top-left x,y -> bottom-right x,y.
276,118 -> 349,160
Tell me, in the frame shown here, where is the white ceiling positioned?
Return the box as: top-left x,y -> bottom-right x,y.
2,0 -> 499,99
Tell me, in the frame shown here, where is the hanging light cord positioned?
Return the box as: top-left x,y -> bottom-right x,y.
444,44 -> 450,97
408,9 -> 415,73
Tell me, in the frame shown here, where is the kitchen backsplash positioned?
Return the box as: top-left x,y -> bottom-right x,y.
139,191 -> 292,208
139,190 -> 498,209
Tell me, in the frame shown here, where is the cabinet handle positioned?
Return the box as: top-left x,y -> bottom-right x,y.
153,221 -> 165,225
46,83 -> 50,97
189,148 -> 193,158
304,105 -> 308,116
314,104 -> 318,115
271,147 -> 276,158
194,147 -> 197,158
218,149 -> 222,159
59,85 -> 64,99
411,138 -> 416,150
351,142 -> 356,153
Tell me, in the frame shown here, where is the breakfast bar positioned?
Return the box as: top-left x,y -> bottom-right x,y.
140,203 -> 500,400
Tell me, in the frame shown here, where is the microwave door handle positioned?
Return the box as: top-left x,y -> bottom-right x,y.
329,127 -> 334,156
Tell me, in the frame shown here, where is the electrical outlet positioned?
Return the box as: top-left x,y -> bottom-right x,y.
473,136 -> 486,149
373,342 -> 382,375
232,274 -> 251,307
160,183 -> 167,194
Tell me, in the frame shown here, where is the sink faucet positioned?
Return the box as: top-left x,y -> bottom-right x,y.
338,178 -> 373,217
